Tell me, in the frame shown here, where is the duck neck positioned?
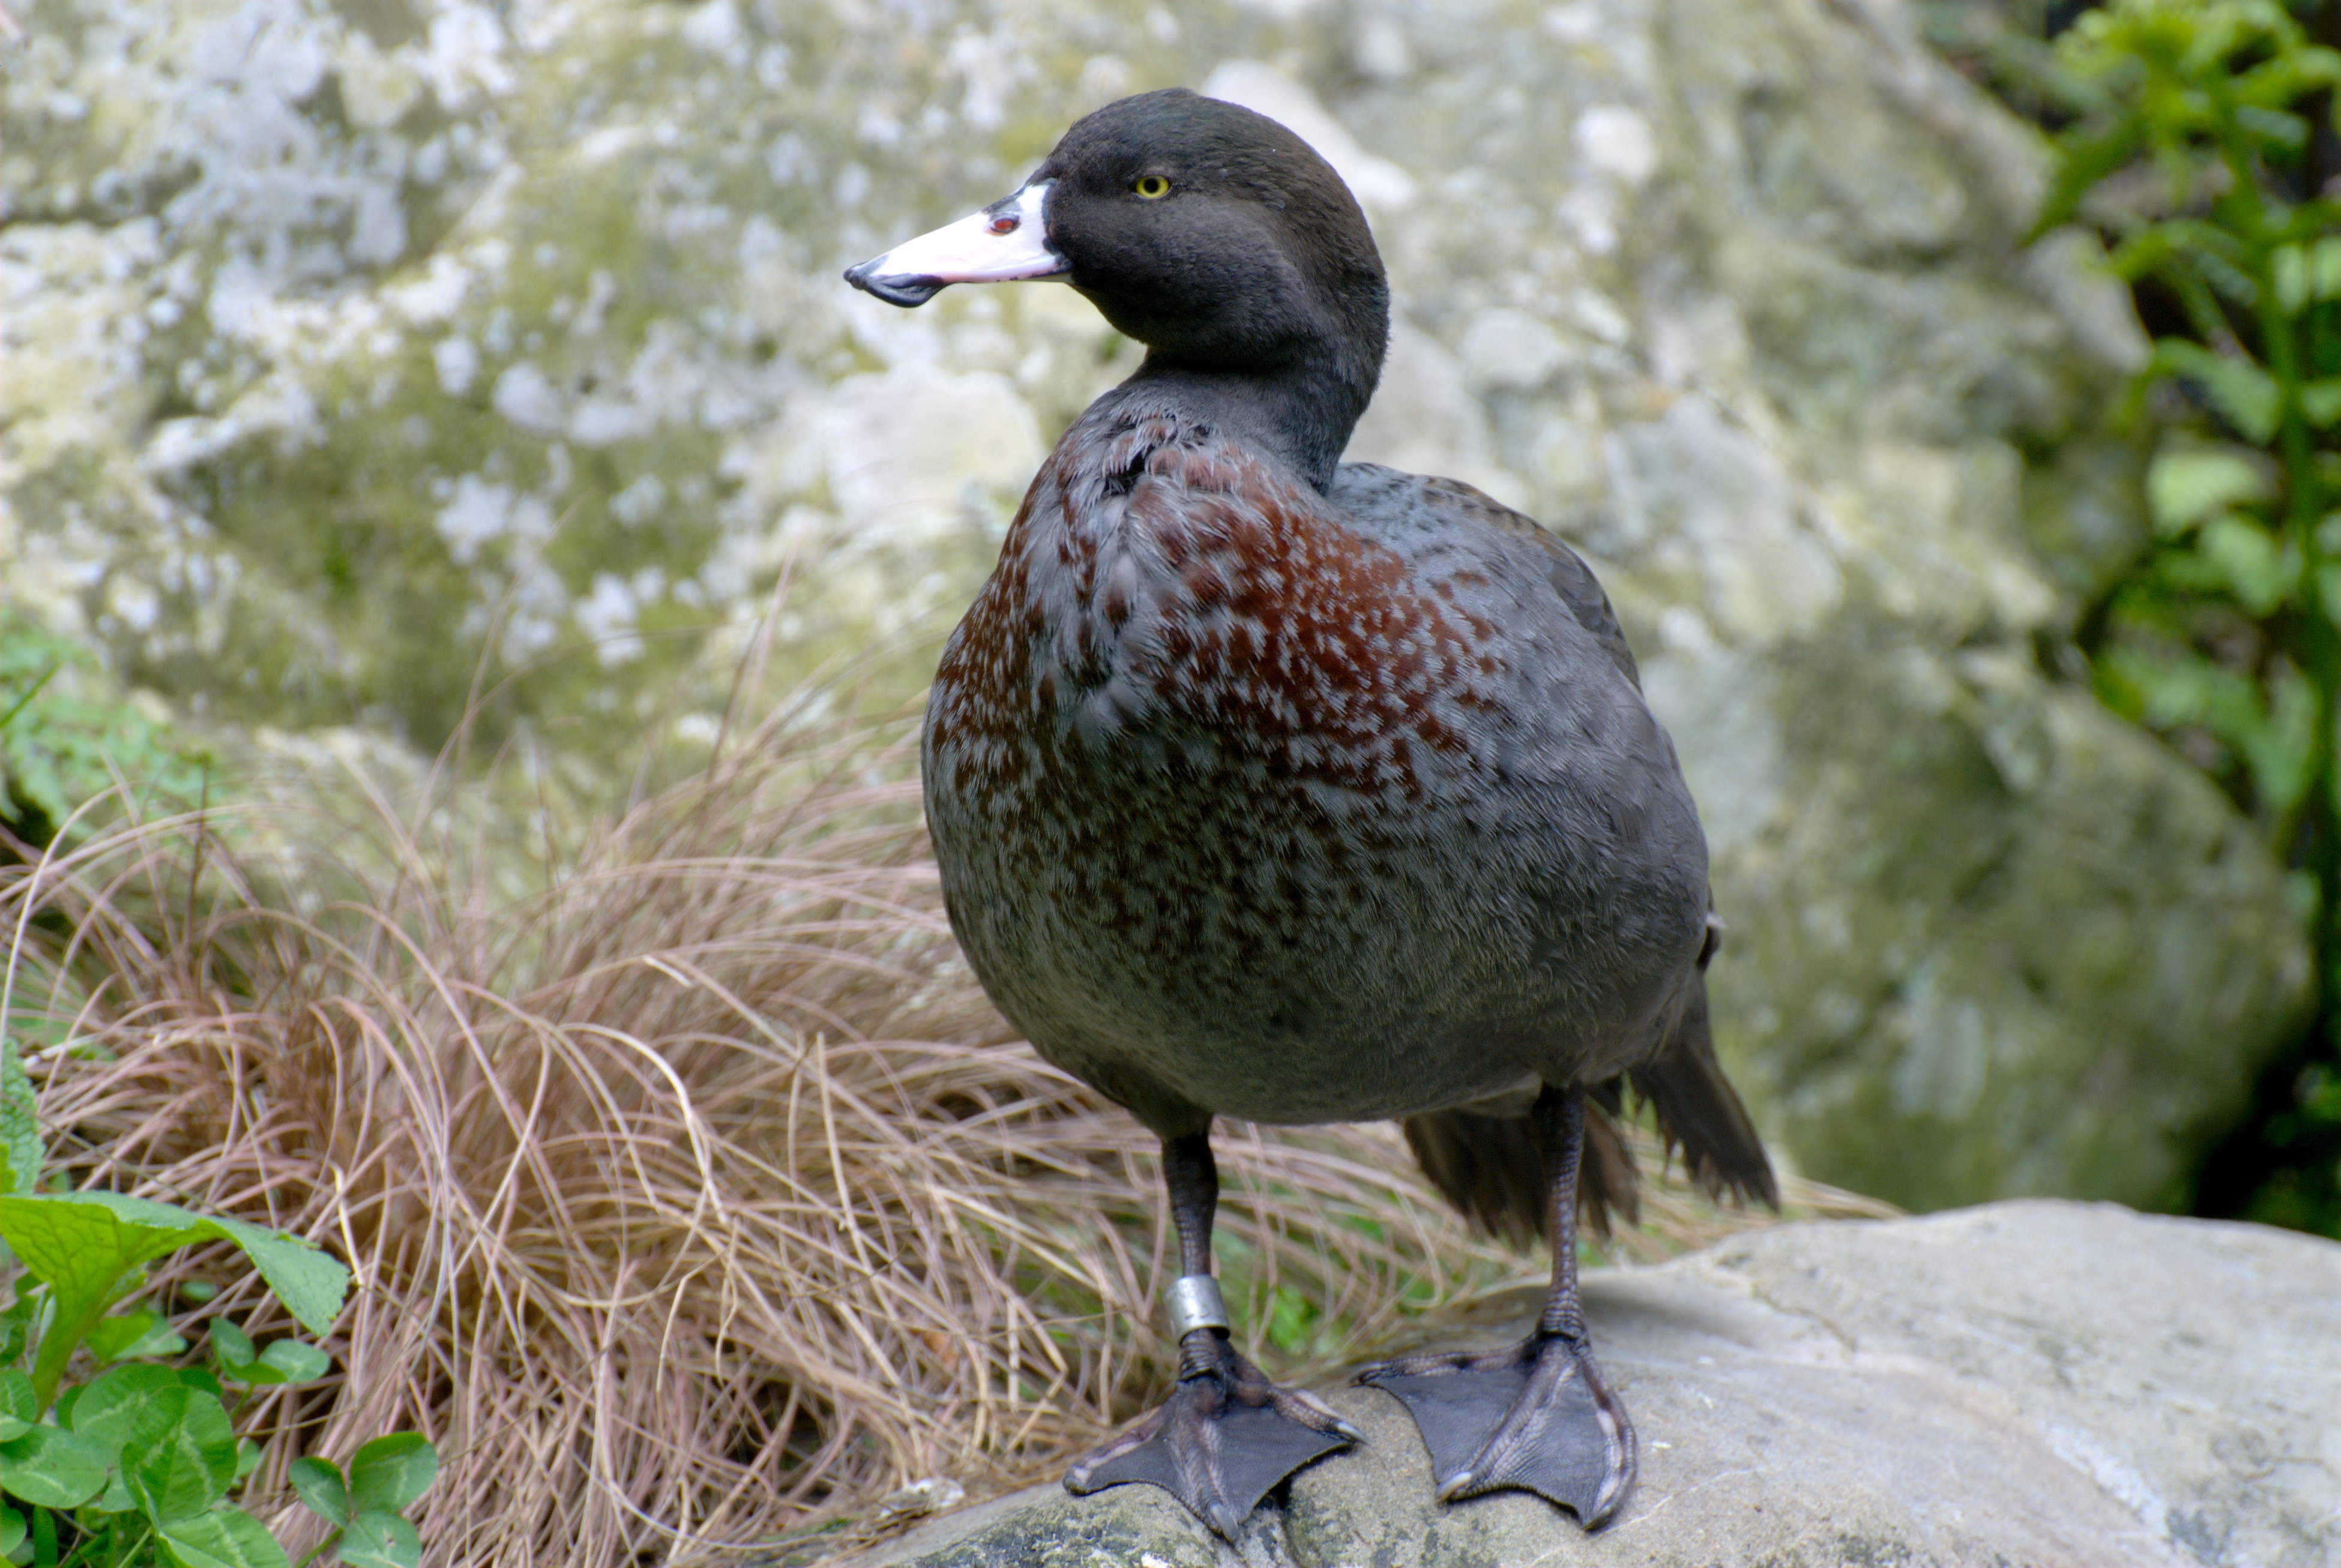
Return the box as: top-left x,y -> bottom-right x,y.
1119,337 -> 1379,493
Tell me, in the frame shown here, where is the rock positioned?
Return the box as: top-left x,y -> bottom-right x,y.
854,1202 -> 2341,1568
0,0 -> 2309,1203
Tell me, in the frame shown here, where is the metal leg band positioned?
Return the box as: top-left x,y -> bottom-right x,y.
1165,1274 -> 1230,1338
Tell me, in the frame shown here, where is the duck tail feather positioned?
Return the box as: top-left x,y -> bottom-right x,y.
1401,1086 -> 1641,1248
1628,965 -> 1780,1211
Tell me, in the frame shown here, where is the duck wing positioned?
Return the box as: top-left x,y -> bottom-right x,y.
1408,475 -> 1642,691
1345,469 -> 1777,1235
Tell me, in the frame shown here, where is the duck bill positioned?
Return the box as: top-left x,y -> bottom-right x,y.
844,181 -> 1065,308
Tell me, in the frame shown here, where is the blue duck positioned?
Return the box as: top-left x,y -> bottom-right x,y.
846,88 -> 1777,1540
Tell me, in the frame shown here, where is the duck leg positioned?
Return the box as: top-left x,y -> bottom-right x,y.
1064,1129 -> 1361,1539
1357,1084 -> 1637,1526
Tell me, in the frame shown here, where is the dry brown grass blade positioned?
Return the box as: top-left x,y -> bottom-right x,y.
0,699 -> 1891,1567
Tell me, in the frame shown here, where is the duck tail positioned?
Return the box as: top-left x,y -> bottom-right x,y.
1628,924 -> 1780,1212
1403,920 -> 1779,1243
1401,1085 -> 1641,1246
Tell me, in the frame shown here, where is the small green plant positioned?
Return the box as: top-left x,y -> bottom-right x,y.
2031,0 -> 2341,1231
0,614 -> 206,851
0,1039 -> 438,1567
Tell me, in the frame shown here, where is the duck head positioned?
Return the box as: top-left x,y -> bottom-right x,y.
846,89 -> 1391,488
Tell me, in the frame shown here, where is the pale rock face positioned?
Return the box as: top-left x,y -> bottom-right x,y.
863,1204 -> 2341,1568
0,0 -> 2307,1205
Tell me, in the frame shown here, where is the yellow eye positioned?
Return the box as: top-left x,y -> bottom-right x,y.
1133,175 -> 1171,199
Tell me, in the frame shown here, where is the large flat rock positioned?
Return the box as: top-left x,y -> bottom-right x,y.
858,1202 -> 2340,1567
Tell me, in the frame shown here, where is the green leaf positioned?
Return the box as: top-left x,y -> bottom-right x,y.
69,1363 -> 184,1456
0,1189 -> 349,1407
208,1322 -> 256,1377
338,1510 -> 423,1568
124,1387 -> 237,1524
0,1372 -> 35,1442
2147,446 -> 2270,533
210,1324 -> 331,1388
235,1438 -> 261,1480
0,1504 -> 20,1556
2199,515 -> 2297,616
2151,340 -> 2283,443
0,1423 -> 111,1508
254,1341 -> 330,1386
2301,379 -> 2341,429
287,1457 -> 349,1525
156,1507 -> 291,1568
0,1042 -> 41,1201
91,1465 -> 139,1515
0,1291 -> 38,1368
88,1309 -> 187,1365
346,1434 -> 437,1516
2315,236 -> 2341,301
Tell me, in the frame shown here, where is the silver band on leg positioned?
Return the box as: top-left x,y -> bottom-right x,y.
1165,1275 -> 1230,1338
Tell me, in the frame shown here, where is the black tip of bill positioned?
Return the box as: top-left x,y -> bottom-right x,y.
842,180 -> 1064,311
840,263 -> 945,308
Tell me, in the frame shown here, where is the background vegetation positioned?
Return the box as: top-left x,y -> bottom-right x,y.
1930,0 -> 2341,1236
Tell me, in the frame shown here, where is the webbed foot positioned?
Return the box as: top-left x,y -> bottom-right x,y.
1357,1328 -> 1635,1526
1065,1330 -> 1361,1540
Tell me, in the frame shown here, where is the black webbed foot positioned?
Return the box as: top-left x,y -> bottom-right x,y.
1064,1329 -> 1361,1540
1357,1327 -> 1636,1527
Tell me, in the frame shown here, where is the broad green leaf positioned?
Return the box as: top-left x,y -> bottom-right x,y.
157,1507 -> 291,1568
0,1190 -> 348,1408
346,1433 -> 438,1516
2147,446 -> 2270,533
0,1423 -> 111,1507
70,1363 -> 184,1456
0,1504 -> 20,1555
339,1510 -> 423,1568
288,1456 -> 349,1525
0,1042 -> 40,1200
88,1308 -> 187,1365
235,1437 -> 261,1479
124,1387 -> 237,1524
0,1372 -> 34,1441
255,1341 -> 330,1385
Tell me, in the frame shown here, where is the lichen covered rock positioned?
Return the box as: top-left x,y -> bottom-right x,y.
0,0 -> 2308,1206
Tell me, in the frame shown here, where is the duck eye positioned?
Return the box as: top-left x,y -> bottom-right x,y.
1133,175 -> 1171,200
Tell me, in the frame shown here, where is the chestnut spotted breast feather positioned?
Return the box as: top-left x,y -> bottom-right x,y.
923,398 -> 1706,1132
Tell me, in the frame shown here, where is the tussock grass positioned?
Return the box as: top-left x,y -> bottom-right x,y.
0,691 -> 1890,1566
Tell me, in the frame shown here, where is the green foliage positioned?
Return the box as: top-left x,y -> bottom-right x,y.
0,615 -> 206,850
0,1040 -> 438,1567
2034,0 -> 2341,1232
